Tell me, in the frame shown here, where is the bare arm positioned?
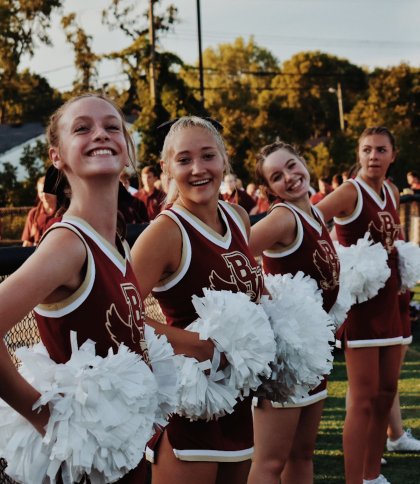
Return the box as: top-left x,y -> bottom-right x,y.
131,216 -> 215,361
249,206 -> 297,257
316,182 -> 358,222
0,228 -> 86,434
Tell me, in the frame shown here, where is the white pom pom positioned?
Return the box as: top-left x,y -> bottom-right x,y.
0,400 -> 51,484
144,324 -> 179,425
395,240 -> 420,289
174,352 -> 238,421
0,332 -> 160,483
329,284 -> 353,329
260,272 -> 335,402
334,233 -> 390,304
188,289 -> 276,397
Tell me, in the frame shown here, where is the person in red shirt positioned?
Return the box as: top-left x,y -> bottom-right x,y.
21,176 -> 58,247
222,173 -> 256,213
310,177 -> 333,205
134,165 -> 166,220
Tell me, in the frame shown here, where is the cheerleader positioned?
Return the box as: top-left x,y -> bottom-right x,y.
317,127 -> 403,484
131,117 -> 264,484
0,94 -> 151,483
247,141 -> 339,484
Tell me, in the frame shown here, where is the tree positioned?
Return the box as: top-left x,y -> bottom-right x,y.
61,13 -> 99,93
102,0 -> 200,165
4,69 -> 62,124
273,51 -> 368,139
0,0 -> 62,123
182,37 -> 288,181
0,162 -> 19,207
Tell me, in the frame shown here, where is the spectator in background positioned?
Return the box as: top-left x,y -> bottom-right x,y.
342,170 -> 349,182
222,173 -> 256,213
310,176 -> 332,205
134,165 -> 166,220
21,176 -> 58,247
119,170 -> 138,195
246,182 -> 258,201
406,170 -> 420,191
118,182 -> 149,225
250,186 -> 271,215
331,173 -> 343,190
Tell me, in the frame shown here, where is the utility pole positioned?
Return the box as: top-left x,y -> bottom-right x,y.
149,0 -> 157,106
336,82 -> 344,132
196,0 -> 205,109
329,82 -> 344,132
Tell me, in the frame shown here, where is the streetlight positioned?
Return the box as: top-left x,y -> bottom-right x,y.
328,82 -> 344,132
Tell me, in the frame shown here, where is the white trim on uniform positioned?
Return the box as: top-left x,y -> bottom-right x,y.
252,390 -> 327,409
35,223 -> 96,318
356,176 -> 388,209
384,180 -> 398,209
402,335 -> 413,345
334,179 -> 363,226
171,204 -> 233,249
286,201 -> 323,235
263,203 -> 304,258
61,215 -> 127,275
152,210 -> 192,292
336,336 -> 403,349
218,200 -> 248,243
145,445 -> 253,464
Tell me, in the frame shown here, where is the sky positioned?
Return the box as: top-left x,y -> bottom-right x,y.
21,0 -> 420,92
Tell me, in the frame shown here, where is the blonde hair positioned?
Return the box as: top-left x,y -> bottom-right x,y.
161,116 -> 230,204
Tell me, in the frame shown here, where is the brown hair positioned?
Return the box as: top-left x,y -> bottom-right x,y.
255,140 -> 305,188
357,126 -> 397,154
47,92 -> 137,171
141,165 -> 159,177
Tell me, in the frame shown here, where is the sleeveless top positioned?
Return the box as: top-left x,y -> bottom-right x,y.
34,216 -> 149,364
262,202 -> 340,312
152,200 -> 264,327
334,177 -> 403,347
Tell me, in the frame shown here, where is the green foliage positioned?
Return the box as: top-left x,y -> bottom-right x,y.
0,0 -> 63,123
0,162 -> 19,206
0,140 -> 49,207
61,13 -> 99,93
1,3 -> 419,190
304,142 -> 335,181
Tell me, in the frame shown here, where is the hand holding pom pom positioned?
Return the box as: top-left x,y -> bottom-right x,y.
0,332 -> 161,484
260,272 -> 335,403
188,289 -> 276,397
334,232 -> 390,304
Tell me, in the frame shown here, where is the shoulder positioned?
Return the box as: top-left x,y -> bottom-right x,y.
20,226 -> 87,293
132,211 -> 182,254
37,225 -> 87,263
223,202 -> 251,236
266,204 -> 297,233
250,204 -> 297,254
316,181 -> 358,221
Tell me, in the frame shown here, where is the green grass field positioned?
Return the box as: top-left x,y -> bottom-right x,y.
314,318 -> 420,483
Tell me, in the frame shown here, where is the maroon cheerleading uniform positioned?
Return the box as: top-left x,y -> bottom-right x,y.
334,177 -> 403,348
258,202 -> 339,407
147,201 -> 264,463
34,216 -> 149,484
399,290 -> 412,345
